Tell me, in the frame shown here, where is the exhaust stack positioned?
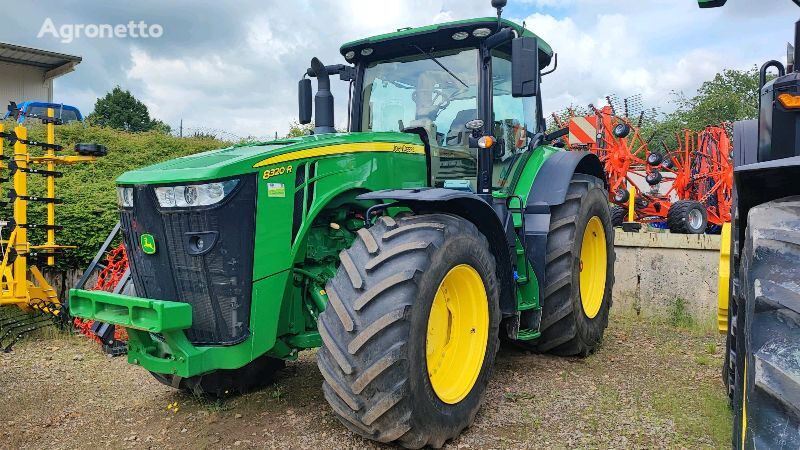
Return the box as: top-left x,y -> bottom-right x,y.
310,57 -> 336,134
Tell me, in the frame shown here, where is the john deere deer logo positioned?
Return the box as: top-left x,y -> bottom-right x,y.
140,233 -> 157,255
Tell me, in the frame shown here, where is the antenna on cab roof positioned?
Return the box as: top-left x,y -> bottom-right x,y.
491,0 -> 507,29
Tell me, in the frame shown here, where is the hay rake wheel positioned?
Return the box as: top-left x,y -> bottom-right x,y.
664,126 -> 732,229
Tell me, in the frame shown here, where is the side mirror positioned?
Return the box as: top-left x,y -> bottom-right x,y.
298,78 -> 312,125
511,36 -> 539,97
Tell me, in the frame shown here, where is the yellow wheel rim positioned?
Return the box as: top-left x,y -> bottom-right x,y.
426,264 -> 489,404
579,216 -> 607,319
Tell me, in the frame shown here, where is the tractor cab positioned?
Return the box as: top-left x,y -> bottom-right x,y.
302,17 -> 553,196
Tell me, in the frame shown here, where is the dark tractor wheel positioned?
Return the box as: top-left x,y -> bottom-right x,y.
733,197 -> 800,448
646,152 -> 663,166
74,143 -> 107,157
667,200 -> 707,234
661,157 -> 675,170
516,174 -> 614,356
317,214 -> 500,449
614,188 -> 630,203
149,353 -> 285,397
610,204 -> 626,227
645,171 -> 663,185
613,123 -> 630,138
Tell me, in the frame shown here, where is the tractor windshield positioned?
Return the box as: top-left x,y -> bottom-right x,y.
361,48 -> 480,188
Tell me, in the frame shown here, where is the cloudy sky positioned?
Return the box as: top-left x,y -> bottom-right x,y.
3,0 -> 797,139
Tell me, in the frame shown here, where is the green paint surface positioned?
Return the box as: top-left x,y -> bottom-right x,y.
341,17 -> 553,58
116,132 -> 424,185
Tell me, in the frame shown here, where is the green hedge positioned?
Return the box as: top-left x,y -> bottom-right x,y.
1,121 -> 226,271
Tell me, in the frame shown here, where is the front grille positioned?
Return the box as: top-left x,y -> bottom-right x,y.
120,175 -> 257,345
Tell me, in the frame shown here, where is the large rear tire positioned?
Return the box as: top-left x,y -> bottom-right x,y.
518,174 -> 614,356
733,196 -> 800,449
149,353 -> 285,397
316,214 -> 500,449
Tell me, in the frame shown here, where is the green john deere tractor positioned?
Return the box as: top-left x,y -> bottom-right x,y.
69,2 -> 614,447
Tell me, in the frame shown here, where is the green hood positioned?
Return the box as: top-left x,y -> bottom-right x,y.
116,131 -> 424,185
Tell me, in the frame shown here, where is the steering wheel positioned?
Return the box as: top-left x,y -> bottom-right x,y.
430,89 -> 451,111
412,88 -> 451,117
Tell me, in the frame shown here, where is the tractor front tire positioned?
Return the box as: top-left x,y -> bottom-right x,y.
317,214 -> 500,449
520,174 -> 614,356
149,354 -> 285,397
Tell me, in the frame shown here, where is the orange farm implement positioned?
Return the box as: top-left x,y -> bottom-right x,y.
72,222 -> 131,355
557,97 -> 732,233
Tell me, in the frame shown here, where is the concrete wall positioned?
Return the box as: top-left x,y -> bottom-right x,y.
612,230 -> 721,326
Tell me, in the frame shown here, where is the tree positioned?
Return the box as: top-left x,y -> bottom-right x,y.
647,66 -> 762,149
87,87 -> 169,133
672,66 -> 761,128
150,119 -> 172,134
285,121 -> 314,138
283,121 -> 347,138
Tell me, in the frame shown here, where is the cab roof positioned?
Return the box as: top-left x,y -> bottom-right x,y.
340,17 -> 553,69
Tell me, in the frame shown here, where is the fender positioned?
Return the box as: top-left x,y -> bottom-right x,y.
522,150 -> 606,299
357,188 -> 518,316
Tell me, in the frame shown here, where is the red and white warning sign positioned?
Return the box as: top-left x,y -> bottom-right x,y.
568,116 -> 597,145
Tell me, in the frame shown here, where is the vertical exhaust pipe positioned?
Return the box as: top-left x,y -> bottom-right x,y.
794,20 -> 800,72
310,57 -> 336,134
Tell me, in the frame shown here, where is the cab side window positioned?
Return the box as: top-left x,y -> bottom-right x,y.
491,52 -> 537,189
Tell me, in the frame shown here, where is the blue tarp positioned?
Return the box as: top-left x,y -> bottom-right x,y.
3,101 -> 83,123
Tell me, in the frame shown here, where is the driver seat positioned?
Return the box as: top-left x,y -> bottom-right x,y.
446,109 -> 477,147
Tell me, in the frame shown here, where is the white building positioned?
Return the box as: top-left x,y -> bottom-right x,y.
0,42 -> 81,108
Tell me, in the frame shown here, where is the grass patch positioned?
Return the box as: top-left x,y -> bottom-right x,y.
651,382 -> 731,447
610,299 -> 718,334
694,355 -> 712,366
269,385 -> 286,402
503,391 -> 536,402
668,297 -> 695,328
202,398 -> 233,412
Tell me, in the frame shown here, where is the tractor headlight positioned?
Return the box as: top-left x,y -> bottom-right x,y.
154,179 -> 239,208
116,186 -> 133,208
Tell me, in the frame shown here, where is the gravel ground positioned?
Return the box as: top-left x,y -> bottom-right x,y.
0,316 -> 730,449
